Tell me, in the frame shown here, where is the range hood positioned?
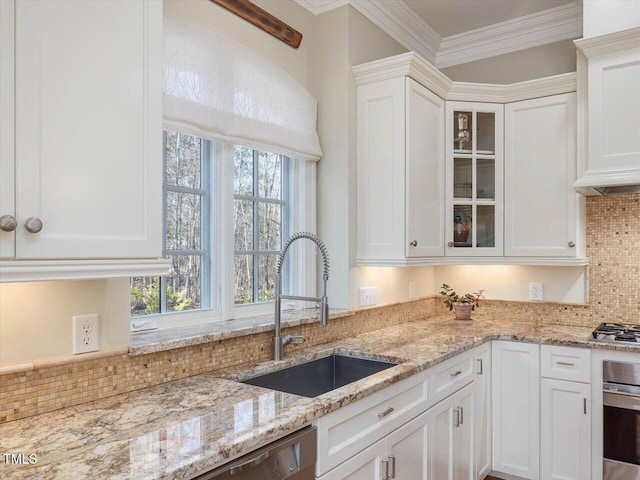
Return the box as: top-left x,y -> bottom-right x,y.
594,184 -> 640,195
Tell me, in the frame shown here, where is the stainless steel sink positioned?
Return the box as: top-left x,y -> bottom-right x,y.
242,354 -> 397,398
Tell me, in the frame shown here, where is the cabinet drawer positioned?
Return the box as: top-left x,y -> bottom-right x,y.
431,349 -> 475,404
315,368 -> 430,476
541,345 -> 591,383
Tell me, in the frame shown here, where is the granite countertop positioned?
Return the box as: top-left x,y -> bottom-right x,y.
2,315 -> 639,479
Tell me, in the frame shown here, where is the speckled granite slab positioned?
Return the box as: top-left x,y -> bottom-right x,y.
2,315 -> 639,479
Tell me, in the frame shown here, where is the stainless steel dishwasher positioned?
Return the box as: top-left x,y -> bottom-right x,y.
192,426 -> 316,480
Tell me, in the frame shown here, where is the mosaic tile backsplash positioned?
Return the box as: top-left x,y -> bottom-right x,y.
1,194 -> 638,423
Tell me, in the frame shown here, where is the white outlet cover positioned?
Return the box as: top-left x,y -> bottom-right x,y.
358,287 -> 378,307
530,282 -> 544,301
73,314 -> 99,354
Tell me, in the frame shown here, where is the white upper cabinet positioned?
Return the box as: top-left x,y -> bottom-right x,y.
0,0 -> 168,281
356,74 -> 444,266
505,93 -> 586,259
574,28 -> 640,194
353,52 -> 584,267
445,102 -> 504,257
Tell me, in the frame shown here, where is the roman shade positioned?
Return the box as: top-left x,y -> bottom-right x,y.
163,19 -> 323,161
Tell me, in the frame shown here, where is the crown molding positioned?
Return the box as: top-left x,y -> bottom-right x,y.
294,0 -> 348,15
352,52 -> 451,98
349,0 -> 440,63
436,3 -> 583,68
574,27 -> 640,57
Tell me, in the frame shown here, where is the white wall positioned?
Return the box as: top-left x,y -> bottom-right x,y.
0,279 -> 130,366
441,40 -> 577,84
583,0 -> 640,38
435,265 -> 587,304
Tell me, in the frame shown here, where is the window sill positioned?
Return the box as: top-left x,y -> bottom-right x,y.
129,307 -> 354,356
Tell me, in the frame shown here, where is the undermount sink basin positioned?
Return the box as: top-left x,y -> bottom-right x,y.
242,354 -> 397,398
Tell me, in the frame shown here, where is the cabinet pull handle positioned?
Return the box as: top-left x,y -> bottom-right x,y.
388,455 -> 395,479
409,240 -> 417,247
568,241 -> 576,248
556,361 -> 575,366
24,217 -> 43,234
0,215 -> 17,232
448,241 -> 454,248
378,407 -> 394,419
450,370 -> 462,377
583,398 -> 587,415
459,406 -> 464,425
477,358 -> 483,375
382,459 -> 389,479
454,407 -> 460,428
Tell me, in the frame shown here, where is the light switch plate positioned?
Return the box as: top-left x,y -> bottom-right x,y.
358,287 -> 378,307
72,314 -> 99,354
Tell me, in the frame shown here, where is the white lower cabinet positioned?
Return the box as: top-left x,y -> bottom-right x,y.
492,341 -> 540,480
316,345 -> 489,480
474,343 -> 491,479
540,378 -> 591,480
492,342 -> 592,480
428,383 -> 475,480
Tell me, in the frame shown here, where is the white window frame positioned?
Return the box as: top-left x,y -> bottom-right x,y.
131,136 -> 317,330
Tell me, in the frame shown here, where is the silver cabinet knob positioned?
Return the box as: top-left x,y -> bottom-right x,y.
448,241 -> 454,247
409,240 -> 417,247
0,215 -> 17,232
24,217 -> 43,234
568,241 -> 575,248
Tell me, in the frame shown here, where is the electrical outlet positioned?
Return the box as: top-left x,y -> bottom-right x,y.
530,282 -> 544,301
358,287 -> 378,307
73,314 -> 99,354
409,281 -> 416,299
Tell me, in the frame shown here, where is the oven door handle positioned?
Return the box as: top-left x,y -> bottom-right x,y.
604,390 -> 640,411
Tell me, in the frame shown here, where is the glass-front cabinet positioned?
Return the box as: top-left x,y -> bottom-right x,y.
445,102 -> 504,256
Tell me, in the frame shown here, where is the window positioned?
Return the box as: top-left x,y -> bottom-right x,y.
131,131 -> 211,317
131,131 -> 313,327
233,147 -> 290,305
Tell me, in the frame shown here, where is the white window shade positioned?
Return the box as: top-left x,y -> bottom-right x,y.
163,20 -> 323,161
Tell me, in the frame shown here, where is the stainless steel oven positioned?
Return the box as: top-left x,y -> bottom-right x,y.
603,360 -> 640,479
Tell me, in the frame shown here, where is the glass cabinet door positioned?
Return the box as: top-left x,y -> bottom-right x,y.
446,103 -> 503,256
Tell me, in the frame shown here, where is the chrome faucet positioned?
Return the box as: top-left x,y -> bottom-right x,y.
274,232 -> 330,361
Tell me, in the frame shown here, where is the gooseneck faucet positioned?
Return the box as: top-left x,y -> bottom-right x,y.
274,232 -> 330,361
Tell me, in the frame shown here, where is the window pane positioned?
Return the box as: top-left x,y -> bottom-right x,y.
477,112 -> 496,154
258,202 -> 281,251
166,255 -> 202,312
477,159 -> 495,200
165,131 -> 201,189
234,200 -> 254,251
130,277 -> 160,316
257,151 -> 282,200
453,111 -> 472,153
166,191 -> 201,251
476,205 -> 495,248
234,255 -> 254,304
258,254 -> 278,302
454,158 -> 472,199
234,146 -> 254,196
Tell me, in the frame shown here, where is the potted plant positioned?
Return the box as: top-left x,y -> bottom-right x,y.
440,283 -> 484,323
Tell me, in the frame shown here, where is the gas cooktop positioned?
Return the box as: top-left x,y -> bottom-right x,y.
592,322 -> 640,344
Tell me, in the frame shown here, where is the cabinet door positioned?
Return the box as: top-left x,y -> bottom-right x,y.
428,383 -> 475,480
445,102 -> 504,257
474,344 -> 491,479
586,47 -> 640,184
505,93 -> 581,257
0,0 -> 15,259
453,386 -> 474,480
356,77 -> 406,263
540,378 -> 591,480
319,439 -> 386,480
386,410 -> 430,480
14,0 -> 162,259
405,78 -> 444,258
492,341 -> 540,480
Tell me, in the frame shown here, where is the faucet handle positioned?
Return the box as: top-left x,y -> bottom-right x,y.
282,335 -> 306,346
